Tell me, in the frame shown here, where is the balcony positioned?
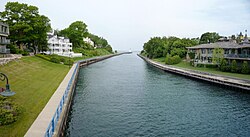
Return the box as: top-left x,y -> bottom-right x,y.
0,48 -> 10,54
0,39 -> 10,45
0,31 -> 9,36
225,54 -> 250,59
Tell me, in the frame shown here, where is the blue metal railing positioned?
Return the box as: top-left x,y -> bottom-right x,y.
44,63 -> 79,137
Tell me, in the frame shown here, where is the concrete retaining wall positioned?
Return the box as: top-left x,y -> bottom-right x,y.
138,54 -> 250,91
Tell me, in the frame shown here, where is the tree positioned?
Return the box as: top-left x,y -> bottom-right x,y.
188,52 -> 195,59
143,37 -> 164,58
199,32 -> 220,44
31,15 -> 51,53
87,33 -> 113,52
165,54 -> 181,65
59,21 -> 88,48
0,2 -> 51,53
212,47 -> 224,66
231,60 -> 238,73
143,36 -> 199,59
220,59 -> 228,72
241,61 -> 249,74
171,40 -> 186,58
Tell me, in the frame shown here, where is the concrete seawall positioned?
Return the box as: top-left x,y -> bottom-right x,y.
25,53 -> 125,137
138,54 -> 250,91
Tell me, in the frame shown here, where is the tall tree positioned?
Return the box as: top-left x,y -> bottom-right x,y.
143,37 -> 164,58
59,21 -> 88,48
0,2 -> 51,52
199,32 -> 220,44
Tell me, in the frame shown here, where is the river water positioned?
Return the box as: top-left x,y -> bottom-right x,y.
65,53 -> 250,137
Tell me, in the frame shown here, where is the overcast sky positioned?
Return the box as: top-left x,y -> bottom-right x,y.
1,0 -> 250,51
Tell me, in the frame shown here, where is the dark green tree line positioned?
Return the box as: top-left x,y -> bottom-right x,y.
59,21 -> 113,53
199,32 -> 220,44
143,36 -> 198,59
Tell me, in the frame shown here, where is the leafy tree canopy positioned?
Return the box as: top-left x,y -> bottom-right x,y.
199,32 -> 220,44
59,21 -> 88,48
59,21 -> 113,53
87,33 -> 112,52
0,2 -> 51,53
143,36 -> 198,59
212,47 -> 224,65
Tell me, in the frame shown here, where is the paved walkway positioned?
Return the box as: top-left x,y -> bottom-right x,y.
25,63 -> 78,137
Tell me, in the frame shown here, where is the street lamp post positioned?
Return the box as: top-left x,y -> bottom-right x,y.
0,72 -> 15,96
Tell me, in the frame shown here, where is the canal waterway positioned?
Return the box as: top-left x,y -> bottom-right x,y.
65,53 -> 250,137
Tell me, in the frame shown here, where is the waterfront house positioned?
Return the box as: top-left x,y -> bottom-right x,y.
0,22 -> 10,56
186,36 -> 250,66
45,33 -> 82,57
83,37 -> 95,47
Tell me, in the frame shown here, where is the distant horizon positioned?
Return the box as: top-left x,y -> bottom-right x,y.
1,0 -> 249,51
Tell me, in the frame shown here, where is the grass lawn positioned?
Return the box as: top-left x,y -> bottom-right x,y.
153,57 -> 250,80
0,56 -> 69,137
73,48 -> 112,62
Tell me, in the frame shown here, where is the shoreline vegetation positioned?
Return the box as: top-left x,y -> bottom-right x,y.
151,56 -> 250,81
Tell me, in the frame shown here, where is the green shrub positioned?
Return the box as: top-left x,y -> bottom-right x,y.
205,64 -> 217,68
64,59 -> 74,65
241,61 -> 249,74
7,44 -> 19,54
165,54 -> 174,65
197,64 -> 204,67
189,60 -> 194,66
60,58 -> 65,63
172,55 -> 181,64
50,57 -> 60,63
0,96 -> 20,125
22,50 -> 29,56
35,54 -> 50,61
188,52 -> 195,59
220,59 -> 228,72
165,55 -> 181,65
231,60 -> 238,73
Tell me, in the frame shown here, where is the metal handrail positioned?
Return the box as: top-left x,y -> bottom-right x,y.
44,63 -> 79,137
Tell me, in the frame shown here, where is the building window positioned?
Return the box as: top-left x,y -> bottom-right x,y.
202,49 -> 206,54
208,49 -> 213,54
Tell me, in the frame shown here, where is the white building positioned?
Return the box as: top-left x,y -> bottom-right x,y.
83,37 -> 95,47
45,34 -> 82,57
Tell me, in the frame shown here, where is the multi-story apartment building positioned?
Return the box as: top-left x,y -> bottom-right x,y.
187,42 -> 250,63
187,33 -> 250,66
45,34 -> 82,57
0,22 -> 10,55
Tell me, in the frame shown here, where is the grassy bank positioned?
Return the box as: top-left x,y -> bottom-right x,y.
73,48 -> 112,61
152,57 -> 250,80
0,56 -> 69,137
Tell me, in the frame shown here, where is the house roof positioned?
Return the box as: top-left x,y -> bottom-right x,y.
187,42 -> 250,49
